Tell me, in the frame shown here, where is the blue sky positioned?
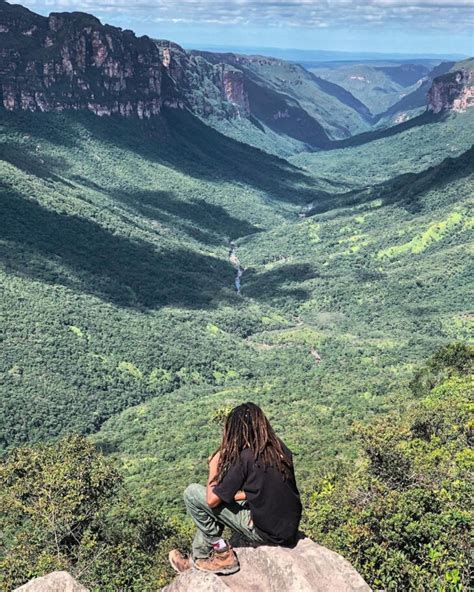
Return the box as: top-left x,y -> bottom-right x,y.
17,1 -> 474,56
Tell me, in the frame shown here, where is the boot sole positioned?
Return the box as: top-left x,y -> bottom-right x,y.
194,563 -> 240,576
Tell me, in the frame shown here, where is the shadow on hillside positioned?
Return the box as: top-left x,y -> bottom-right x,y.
304,145 -> 474,217
67,108 -> 323,206
70,180 -> 262,247
0,110 -> 79,148
0,188 -> 238,310
1,136 -> 263,248
1,142 -> 77,188
243,263 -> 316,302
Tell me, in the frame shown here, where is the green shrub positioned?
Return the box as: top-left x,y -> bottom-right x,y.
0,435 -> 188,591
302,344 -> 473,591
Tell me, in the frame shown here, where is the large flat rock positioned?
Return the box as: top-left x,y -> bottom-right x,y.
163,537 -> 372,592
13,571 -> 89,592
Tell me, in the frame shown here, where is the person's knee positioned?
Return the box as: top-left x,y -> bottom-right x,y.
184,483 -> 207,506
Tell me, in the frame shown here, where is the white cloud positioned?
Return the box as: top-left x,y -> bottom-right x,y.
17,0 -> 474,31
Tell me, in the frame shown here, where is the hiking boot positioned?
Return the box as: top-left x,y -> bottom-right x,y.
169,549 -> 192,573
194,545 -> 240,575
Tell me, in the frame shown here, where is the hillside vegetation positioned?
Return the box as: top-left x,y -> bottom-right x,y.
1,106 -> 324,449
303,343 -> 473,592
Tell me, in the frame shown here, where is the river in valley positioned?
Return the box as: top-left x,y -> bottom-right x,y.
229,243 -> 244,295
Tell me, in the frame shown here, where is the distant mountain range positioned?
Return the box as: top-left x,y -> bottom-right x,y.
186,45 -> 469,64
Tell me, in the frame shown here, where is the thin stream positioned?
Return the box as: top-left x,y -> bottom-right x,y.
229,242 -> 244,295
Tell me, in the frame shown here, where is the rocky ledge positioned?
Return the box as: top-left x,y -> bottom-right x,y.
13,571 -> 88,592
13,538 -> 372,592
163,537 -> 372,592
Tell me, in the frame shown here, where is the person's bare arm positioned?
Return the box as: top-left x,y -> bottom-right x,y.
206,452 -> 222,508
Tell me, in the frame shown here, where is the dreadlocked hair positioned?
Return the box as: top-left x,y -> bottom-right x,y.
215,402 -> 292,483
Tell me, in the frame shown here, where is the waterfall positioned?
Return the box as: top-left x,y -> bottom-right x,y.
229,243 -> 244,295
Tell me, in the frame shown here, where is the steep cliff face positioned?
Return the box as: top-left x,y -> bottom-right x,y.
372,60 -> 455,127
0,1 -> 352,150
0,1 -> 253,123
0,1 -> 170,118
192,50 -> 369,143
155,40 -> 249,118
427,60 -> 474,114
220,64 -> 249,115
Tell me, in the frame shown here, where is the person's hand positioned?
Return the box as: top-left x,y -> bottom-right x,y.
234,490 -> 247,501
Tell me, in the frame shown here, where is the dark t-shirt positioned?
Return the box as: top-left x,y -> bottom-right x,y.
212,443 -> 302,546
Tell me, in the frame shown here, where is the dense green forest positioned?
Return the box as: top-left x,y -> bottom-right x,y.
1,102 -> 473,590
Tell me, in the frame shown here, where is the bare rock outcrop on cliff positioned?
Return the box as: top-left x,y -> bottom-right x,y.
0,1 -> 252,122
162,537 -> 372,592
428,62 -> 474,114
156,40 -> 249,118
0,1 -> 166,118
13,571 -> 88,592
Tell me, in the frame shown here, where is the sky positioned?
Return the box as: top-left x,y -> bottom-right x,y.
15,1 -> 474,57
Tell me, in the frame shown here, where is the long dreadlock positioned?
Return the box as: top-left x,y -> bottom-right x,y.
214,402 -> 292,483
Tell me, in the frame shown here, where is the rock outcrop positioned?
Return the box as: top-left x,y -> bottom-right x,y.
10,539 -> 370,592
428,62 -> 474,114
155,40 -> 249,118
13,571 -> 88,592
0,1 -> 341,148
162,538 -> 372,592
0,1 -> 252,122
0,2 -> 168,118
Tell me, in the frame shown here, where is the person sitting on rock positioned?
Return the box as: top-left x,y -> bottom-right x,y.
169,402 -> 302,575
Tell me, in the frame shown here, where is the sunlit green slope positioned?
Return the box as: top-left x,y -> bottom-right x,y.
291,110 -> 474,192
1,107 -> 324,449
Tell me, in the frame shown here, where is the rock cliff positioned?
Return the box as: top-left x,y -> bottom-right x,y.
0,1 -> 252,122
0,0 -> 376,150
0,1 -> 338,149
0,1 -> 167,118
155,40 -> 249,118
427,60 -> 474,114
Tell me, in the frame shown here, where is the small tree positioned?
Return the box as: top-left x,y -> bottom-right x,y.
0,435 -> 189,591
0,435 -> 120,589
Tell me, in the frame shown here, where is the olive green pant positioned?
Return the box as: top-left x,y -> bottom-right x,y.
183,483 -> 266,559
